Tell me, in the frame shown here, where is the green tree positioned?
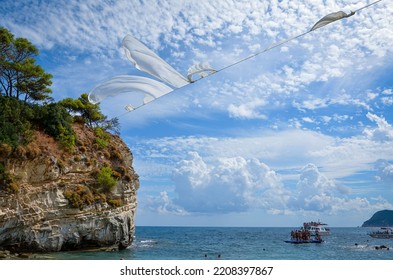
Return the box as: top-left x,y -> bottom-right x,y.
0,27 -> 52,102
0,96 -> 34,148
59,93 -> 120,134
59,93 -> 104,127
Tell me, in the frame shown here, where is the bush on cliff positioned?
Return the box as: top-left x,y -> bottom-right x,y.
64,185 -> 94,210
0,96 -> 34,148
0,163 -> 18,193
97,166 -> 117,193
33,102 -> 76,151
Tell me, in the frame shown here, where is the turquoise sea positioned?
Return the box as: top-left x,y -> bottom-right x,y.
45,227 -> 392,260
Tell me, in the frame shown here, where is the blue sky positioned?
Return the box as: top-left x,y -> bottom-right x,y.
2,0 -> 393,227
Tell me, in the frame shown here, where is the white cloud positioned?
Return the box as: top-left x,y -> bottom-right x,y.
143,191 -> 188,216
289,163 -> 345,212
130,129 -> 335,178
129,109 -> 393,219
129,114 -> 393,189
142,157 -> 393,216
364,112 -> 393,142
374,159 -> 393,183
302,117 -> 314,123
131,113 -> 393,181
171,152 -> 287,213
228,99 -> 268,120
383,89 -> 393,95
381,97 -> 393,105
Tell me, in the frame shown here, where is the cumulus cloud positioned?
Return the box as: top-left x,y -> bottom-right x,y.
143,191 -> 188,216
374,159 -> 393,183
133,113 -> 393,217
171,152 -> 287,214
364,112 -> 393,142
289,163 -> 343,212
142,157 -> 392,216
132,113 -> 393,182
228,99 -> 268,120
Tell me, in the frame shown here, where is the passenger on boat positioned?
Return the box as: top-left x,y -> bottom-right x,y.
291,229 -> 311,241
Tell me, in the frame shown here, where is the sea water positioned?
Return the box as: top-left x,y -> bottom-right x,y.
44,227 -> 393,260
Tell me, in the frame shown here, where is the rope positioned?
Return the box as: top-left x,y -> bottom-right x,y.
353,0 -> 383,13
115,0 -> 384,117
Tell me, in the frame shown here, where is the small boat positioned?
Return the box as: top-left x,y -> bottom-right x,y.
285,229 -> 324,244
285,239 -> 323,244
301,221 -> 330,236
368,227 -> 393,239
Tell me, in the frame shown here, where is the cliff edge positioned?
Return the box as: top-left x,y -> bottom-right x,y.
0,123 -> 139,252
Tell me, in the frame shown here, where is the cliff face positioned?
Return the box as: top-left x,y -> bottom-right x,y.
362,210 -> 393,227
0,124 -> 139,252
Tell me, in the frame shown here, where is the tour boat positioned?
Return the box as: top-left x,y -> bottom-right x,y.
285,228 -> 324,244
368,227 -> 393,239
301,221 -> 330,236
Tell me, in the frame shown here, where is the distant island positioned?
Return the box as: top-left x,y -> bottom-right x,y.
362,210 -> 393,227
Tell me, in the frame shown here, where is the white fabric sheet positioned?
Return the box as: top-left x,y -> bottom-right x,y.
88,75 -> 173,106
187,62 -> 216,82
311,11 -> 355,31
122,35 -> 189,88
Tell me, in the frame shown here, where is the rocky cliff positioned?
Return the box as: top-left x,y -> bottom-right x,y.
0,123 -> 139,252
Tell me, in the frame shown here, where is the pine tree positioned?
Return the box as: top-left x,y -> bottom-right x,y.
0,27 -> 52,102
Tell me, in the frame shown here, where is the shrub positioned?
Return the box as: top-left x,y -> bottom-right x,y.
57,124 -> 76,152
108,198 -> 123,208
0,96 -> 34,148
25,142 -> 41,159
79,146 -> 87,153
103,150 -> 111,159
34,103 -> 76,152
6,182 -> 19,193
0,163 -> 18,193
97,166 -> 117,193
0,143 -> 13,157
64,185 -> 94,210
115,166 -> 127,176
13,145 -> 27,159
92,191 -> 106,204
94,127 -> 110,149
95,137 -> 108,149
111,170 -> 122,179
110,148 -> 123,161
